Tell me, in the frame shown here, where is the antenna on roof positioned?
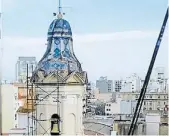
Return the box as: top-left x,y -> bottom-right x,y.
58,0 -> 61,14
53,0 -> 66,17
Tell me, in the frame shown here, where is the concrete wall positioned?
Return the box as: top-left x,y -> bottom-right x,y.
159,124 -> 168,135
113,122 -> 145,135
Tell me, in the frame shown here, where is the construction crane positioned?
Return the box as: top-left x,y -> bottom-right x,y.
128,7 -> 168,135
0,0 -> 3,135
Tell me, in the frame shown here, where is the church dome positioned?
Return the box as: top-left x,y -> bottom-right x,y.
32,15 -> 82,82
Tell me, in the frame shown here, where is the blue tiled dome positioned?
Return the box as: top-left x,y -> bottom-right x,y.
32,17 -> 82,81
47,19 -> 72,39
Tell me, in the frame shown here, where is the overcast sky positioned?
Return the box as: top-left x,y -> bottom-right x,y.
1,0 -> 168,82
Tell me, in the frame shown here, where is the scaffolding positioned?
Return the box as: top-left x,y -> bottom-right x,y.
25,63 -> 62,135
25,64 -> 88,135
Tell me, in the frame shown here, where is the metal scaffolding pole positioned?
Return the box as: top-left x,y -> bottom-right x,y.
26,64 -> 29,135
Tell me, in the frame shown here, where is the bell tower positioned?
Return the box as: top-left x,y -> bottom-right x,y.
31,0 -> 88,135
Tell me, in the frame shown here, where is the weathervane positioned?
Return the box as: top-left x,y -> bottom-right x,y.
53,0 -> 65,18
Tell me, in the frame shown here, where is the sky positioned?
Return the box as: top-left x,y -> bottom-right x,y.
1,0 -> 168,82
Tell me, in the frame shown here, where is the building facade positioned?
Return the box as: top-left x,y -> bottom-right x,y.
119,92 -> 168,113
15,57 -> 37,83
121,73 -> 141,92
120,100 -> 137,114
113,80 -> 122,92
1,84 -> 18,134
96,77 -> 113,93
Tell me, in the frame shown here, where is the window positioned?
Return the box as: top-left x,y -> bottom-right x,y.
144,101 -> 146,105
150,95 -> 152,99
158,96 -> 160,99
135,95 -> 138,98
106,109 -> 109,111
164,102 -> 166,105
149,102 -> 152,106
109,104 -> 111,106
15,95 -> 17,100
15,124 -> 17,128
15,114 -> 17,120
149,107 -> 152,110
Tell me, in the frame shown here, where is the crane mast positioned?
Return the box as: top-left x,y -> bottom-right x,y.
128,7 -> 168,135
0,0 -> 3,134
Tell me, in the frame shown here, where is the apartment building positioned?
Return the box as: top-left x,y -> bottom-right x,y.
15,57 -> 37,83
121,73 -> 141,92
119,92 -> 168,113
96,77 -> 113,93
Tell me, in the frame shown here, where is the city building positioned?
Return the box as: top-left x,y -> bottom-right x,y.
152,67 -> 167,92
1,82 -> 34,135
112,114 -> 146,135
105,101 -> 121,115
94,88 -> 113,102
119,92 -> 168,113
140,67 -> 168,93
15,57 -> 37,83
113,80 -> 122,92
120,100 -> 137,114
121,73 -> 141,92
96,77 -> 113,93
112,113 -> 168,135
83,116 -> 113,135
1,84 -> 18,134
14,83 -> 34,134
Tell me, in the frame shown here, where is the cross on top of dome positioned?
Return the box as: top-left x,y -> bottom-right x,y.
55,0 -> 64,19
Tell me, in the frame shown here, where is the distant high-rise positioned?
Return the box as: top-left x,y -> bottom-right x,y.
15,57 -> 37,83
96,77 -> 113,93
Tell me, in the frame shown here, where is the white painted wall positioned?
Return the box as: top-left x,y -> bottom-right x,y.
36,85 -> 85,135
120,100 -> 137,114
145,113 -> 160,135
1,84 -> 18,133
17,113 -> 34,134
